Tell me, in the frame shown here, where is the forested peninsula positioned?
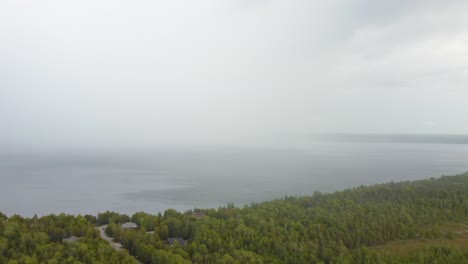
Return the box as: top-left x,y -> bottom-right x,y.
3,172 -> 468,263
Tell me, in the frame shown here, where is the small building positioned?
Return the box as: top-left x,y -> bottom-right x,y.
164,237 -> 186,246
62,236 -> 80,243
122,222 -> 138,229
192,212 -> 205,219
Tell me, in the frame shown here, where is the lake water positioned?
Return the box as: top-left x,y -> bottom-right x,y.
1,135 -> 468,216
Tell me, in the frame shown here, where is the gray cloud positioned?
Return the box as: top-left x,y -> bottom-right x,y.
1,0 -> 467,150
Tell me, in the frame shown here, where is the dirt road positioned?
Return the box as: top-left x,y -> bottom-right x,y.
96,225 -> 123,251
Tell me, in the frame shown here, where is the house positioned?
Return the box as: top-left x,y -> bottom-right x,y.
192,212 -> 205,219
62,236 -> 80,243
122,222 -> 138,229
164,237 -> 186,246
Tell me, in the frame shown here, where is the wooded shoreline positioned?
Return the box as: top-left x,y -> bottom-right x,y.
2,172 -> 468,263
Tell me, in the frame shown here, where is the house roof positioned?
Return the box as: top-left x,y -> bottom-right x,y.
166,237 -> 186,246
192,212 -> 205,218
63,236 -> 80,243
122,222 -> 138,229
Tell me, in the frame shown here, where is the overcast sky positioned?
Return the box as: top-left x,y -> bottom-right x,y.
1,0 -> 467,150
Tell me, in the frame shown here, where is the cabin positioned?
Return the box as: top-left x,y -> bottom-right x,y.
192,212 -> 205,219
62,236 -> 80,243
122,222 -> 138,229
164,237 -> 187,247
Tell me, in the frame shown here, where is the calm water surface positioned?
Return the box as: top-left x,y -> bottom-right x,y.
1,137 -> 468,216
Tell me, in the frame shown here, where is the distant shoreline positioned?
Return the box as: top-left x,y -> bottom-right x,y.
314,133 -> 468,145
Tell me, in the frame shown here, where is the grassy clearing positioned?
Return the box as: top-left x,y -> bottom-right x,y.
371,221 -> 468,256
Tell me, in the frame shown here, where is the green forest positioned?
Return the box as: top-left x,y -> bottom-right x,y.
3,172 -> 468,263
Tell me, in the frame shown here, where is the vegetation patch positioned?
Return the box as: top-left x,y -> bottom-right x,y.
371,221 -> 468,256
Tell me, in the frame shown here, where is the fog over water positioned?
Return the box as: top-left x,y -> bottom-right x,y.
2,135 -> 468,216
1,1 -> 468,216
2,1 -> 468,151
